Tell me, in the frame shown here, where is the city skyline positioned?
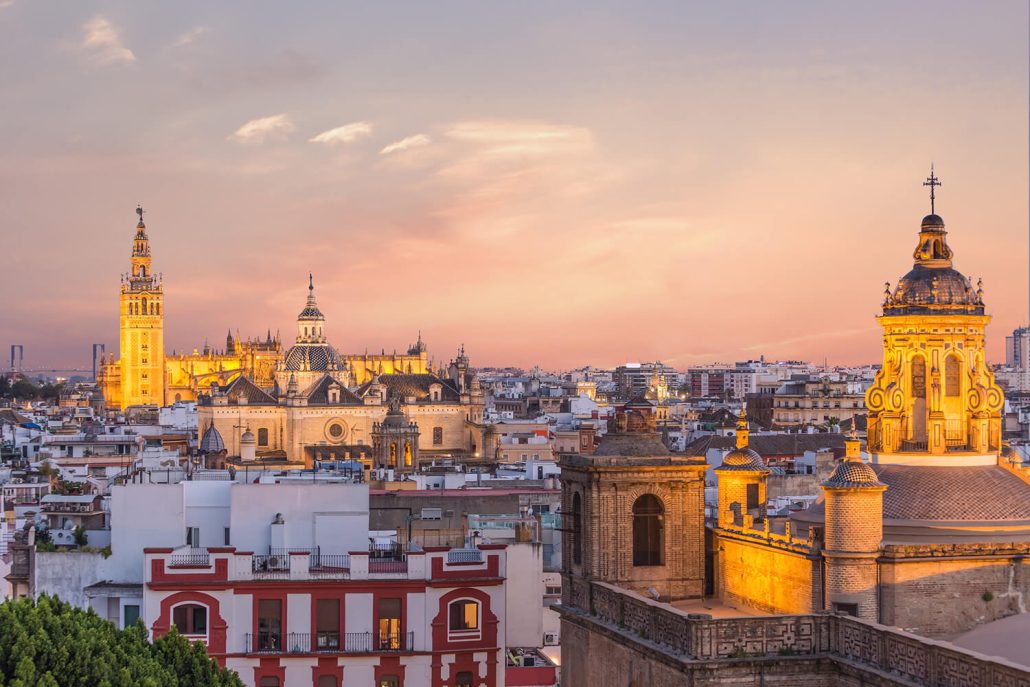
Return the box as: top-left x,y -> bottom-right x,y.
1,2 -> 1027,370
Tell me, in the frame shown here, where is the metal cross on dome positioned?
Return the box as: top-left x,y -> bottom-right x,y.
923,164 -> 941,214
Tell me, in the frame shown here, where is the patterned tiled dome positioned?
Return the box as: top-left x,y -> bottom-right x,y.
822,460 -> 884,488
716,447 -> 767,472
199,425 -> 225,453
282,343 -> 342,371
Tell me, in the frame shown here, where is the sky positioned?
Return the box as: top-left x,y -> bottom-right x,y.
0,1 -> 1027,372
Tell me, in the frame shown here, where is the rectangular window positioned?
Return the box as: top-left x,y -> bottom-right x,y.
172,604 -> 207,634
746,483 -> 760,511
448,599 -> 480,638
545,585 -> 561,596
379,677 -> 399,687
186,527 -> 199,547
258,599 -> 282,651
223,527 -> 231,546
833,602 -> 859,617
377,598 -> 402,650
259,679 -> 280,687
455,672 -> 473,687
315,599 -> 340,650
433,427 -> 443,445
123,604 -> 140,628
420,508 -> 442,520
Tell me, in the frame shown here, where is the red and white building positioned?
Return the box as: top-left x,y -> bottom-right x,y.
129,481 -> 504,687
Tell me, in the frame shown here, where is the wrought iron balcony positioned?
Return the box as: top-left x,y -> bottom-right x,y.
243,631 -> 414,654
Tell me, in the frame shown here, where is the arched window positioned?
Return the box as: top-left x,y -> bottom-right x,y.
911,357 -> 926,399
141,297 -> 148,315
571,491 -> 583,566
155,303 -> 160,316
448,598 -> 481,639
171,603 -> 208,636
455,672 -> 474,687
389,442 -> 397,466
945,355 -> 961,397
140,265 -> 146,278
632,494 -> 664,567
257,428 -> 269,446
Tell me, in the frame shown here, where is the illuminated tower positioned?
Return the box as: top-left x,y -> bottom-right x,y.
820,430 -> 886,619
865,169 -> 1004,459
713,406 -> 770,528
118,206 -> 165,408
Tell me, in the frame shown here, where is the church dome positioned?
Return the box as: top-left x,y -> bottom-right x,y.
240,428 -> 256,444
282,343 -> 342,371
717,446 -> 767,472
200,425 -> 225,453
822,460 -> 884,489
883,212 -> 985,316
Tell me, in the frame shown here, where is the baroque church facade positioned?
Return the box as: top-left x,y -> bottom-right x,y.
98,208 -> 487,467
559,194 -> 1030,687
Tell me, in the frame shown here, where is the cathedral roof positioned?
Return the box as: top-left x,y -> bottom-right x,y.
301,374 -> 363,405
282,343 -> 343,372
223,375 -> 277,405
199,424 -> 225,453
356,373 -> 461,403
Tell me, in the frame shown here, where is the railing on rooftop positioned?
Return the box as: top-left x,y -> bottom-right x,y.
252,554 -> 291,578
447,548 -> 484,564
169,549 -> 210,568
309,553 -> 351,575
244,631 -> 414,655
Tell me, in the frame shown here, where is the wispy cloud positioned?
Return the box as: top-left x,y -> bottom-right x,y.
0,1 -> 16,9
380,134 -> 431,155
173,26 -> 209,48
80,15 -> 136,65
228,114 -> 295,144
309,121 -> 372,145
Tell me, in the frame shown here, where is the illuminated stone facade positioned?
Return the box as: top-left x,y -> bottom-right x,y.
99,210 -> 279,409
866,212 -> 1004,458
711,205 -> 1030,637
98,208 -> 165,409
560,409 -> 707,602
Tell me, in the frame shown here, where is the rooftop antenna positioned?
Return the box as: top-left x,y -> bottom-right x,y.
923,164 -> 941,215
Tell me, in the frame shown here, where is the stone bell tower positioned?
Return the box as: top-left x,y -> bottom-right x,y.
371,398 -> 421,473
559,408 -> 707,601
118,206 -> 165,408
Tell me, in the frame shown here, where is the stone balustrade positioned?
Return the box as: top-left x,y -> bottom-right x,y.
560,579 -> 1030,686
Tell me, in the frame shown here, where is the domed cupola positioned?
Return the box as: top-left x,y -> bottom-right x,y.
715,406 -> 768,473
882,169 -> 984,316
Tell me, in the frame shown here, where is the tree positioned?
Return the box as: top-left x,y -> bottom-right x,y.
0,596 -> 242,687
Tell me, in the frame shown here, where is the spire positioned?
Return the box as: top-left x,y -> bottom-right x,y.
735,403 -> 750,449
136,204 -> 146,229
923,163 -> 941,215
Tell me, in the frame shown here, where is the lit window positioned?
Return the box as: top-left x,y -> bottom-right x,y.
448,599 -> 480,639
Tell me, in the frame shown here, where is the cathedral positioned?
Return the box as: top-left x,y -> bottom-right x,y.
99,208 -> 487,467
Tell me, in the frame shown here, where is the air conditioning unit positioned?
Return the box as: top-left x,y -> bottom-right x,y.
521,656 -> 536,667
266,555 -> 288,570
543,632 -> 559,646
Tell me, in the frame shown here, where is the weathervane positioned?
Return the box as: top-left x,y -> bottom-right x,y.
923,164 -> 941,214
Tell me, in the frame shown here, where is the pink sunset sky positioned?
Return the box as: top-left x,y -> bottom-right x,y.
0,2 -> 1027,371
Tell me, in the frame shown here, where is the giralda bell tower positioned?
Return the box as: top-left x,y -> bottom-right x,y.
118,206 -> 165,408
